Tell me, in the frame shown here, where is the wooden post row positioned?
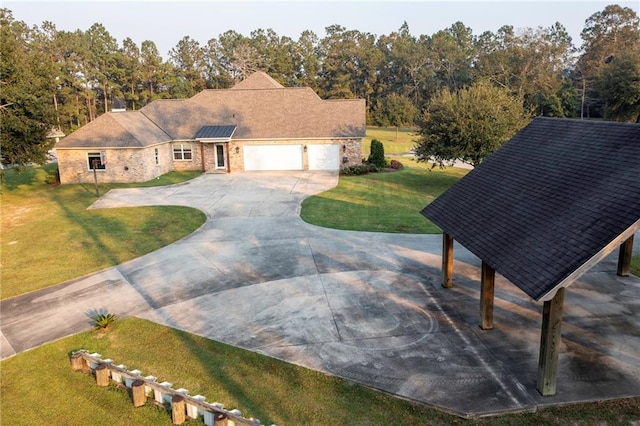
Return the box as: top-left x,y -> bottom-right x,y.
70,352 -> 262,425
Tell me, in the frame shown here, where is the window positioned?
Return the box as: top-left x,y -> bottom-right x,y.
155,148 -> 159,165
173,144 -> 192,160
87,152 -> 105,170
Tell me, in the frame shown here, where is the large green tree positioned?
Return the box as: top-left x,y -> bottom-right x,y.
0,9 -> 57,168
415,80 -> 531,167
596,50 -> 640,122
576,4 -> 640,118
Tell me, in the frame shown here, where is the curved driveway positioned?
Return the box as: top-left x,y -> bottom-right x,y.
2,171 -> 639,417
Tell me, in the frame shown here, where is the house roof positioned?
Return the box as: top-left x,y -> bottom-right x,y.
230,71 -> 284,90
140,72 -> 365,141
421,117 -> 640,301
55,111 -> 171,148
57,72 -> 365,149
194,125 -> 237,139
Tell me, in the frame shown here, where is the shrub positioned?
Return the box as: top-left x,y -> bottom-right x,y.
367,139 -> 386,169
389,159 -> 404,170
91,312 -> 117,330
44,167 -> 60,185
340,164 -> 378,176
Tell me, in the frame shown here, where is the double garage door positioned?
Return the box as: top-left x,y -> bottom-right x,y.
243,144 -> 340,171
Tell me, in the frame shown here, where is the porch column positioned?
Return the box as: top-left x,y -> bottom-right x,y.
536,287 -> 565,396
479,261 -> 495,330
617,235 -> 634,277
442,233 -> 454,288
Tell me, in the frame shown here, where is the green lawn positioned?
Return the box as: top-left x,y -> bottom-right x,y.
301,158 -> 466,233
362,126 -> 419,155
1,165 -> 206,299
1,317 -> 637,426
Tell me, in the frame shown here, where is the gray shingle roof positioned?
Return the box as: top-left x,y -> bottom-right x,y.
55,111 -> 171,148
140,73 -> 365,141
194,125 -> 237,139
57,72 -> 365,149
421,117 -> 640,301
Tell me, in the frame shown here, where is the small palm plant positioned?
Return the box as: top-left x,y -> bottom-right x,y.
91,312 -> 117,331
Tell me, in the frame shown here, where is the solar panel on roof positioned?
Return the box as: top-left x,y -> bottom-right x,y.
194,125 -> 237,139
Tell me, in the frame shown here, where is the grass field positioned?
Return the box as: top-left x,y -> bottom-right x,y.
301,158 -> 466,233
1,165 -> 206,299
362,126 -> 419,156
2,317 -> 638,426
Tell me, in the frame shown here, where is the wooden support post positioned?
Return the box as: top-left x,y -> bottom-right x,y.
70,353 -> 85,371
172,394 -> 186,425
132,379 -> 147,407
95,364 -> 110,387
214,412 -> 228,426
617,235 -> 634,277
442,232 -> 454,288
537,288 -> 565,396
479,261 -> 495,330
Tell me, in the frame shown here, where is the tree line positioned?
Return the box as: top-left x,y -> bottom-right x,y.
1,4 -> 639,167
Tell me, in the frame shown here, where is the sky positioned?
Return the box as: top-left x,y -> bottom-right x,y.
5,1 -> 639,58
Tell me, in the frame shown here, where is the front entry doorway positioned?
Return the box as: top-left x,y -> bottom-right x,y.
215,144 -> 225,170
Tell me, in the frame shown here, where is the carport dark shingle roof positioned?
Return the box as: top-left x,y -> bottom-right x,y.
421,117 -> 640,301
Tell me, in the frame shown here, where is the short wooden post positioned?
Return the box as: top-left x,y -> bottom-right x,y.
214,412 -> 228,426
442,232 -> 454,288
95,364 -> 110,387
132,379 -> 147,407
537,287 -> 565,396
70,353 -> 85,371
479,261 -> 495,330
171,394 -> 186,425
617,235 -> 634,277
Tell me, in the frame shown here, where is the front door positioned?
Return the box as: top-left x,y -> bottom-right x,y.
215,144 -> 225,170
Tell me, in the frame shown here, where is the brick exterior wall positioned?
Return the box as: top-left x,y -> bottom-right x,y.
57,145 -> 173,184
57,137 -> 363,184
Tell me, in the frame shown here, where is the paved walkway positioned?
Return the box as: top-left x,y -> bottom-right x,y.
2,171 -> 639,417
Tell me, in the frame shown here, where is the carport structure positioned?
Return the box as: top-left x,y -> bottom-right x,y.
421,117 -> 640,396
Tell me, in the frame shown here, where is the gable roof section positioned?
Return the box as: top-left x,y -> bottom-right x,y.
57,72 -> 366,149
194,125 -> 237,139
56,111 -> 171,149
141,82 -> 365,141
230,71 -> 284,90
421,117 -> 640,301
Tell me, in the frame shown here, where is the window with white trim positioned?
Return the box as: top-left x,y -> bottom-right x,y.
173,144 -> 192,160
87,152 -> 105,170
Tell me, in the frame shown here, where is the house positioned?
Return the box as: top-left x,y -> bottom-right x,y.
421,117 -> 640,396
55,72 -> 366,184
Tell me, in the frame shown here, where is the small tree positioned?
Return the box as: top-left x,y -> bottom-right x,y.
367,139 -> 386,168
415,80 -> 531,168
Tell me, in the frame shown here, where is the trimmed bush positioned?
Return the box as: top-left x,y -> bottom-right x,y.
389,159 -> 404,170
367,139 -> 386,169
340,164 -> 378,176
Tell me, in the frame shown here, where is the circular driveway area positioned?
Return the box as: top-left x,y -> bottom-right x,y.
2,171 -> 639,417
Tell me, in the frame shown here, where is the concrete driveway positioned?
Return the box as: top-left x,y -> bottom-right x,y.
2,171 -> 639,417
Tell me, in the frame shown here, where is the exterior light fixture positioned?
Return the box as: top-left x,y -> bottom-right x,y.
235,146 -> 239,154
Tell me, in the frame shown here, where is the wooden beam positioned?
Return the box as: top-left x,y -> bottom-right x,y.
442,233 -> 454,288
617,235 -> 634,277
536,287 -> 565,396
479,261 -> 495,330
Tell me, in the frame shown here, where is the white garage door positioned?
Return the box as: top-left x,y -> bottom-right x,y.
244,145 -> 303,171
308,144 -> 340,171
